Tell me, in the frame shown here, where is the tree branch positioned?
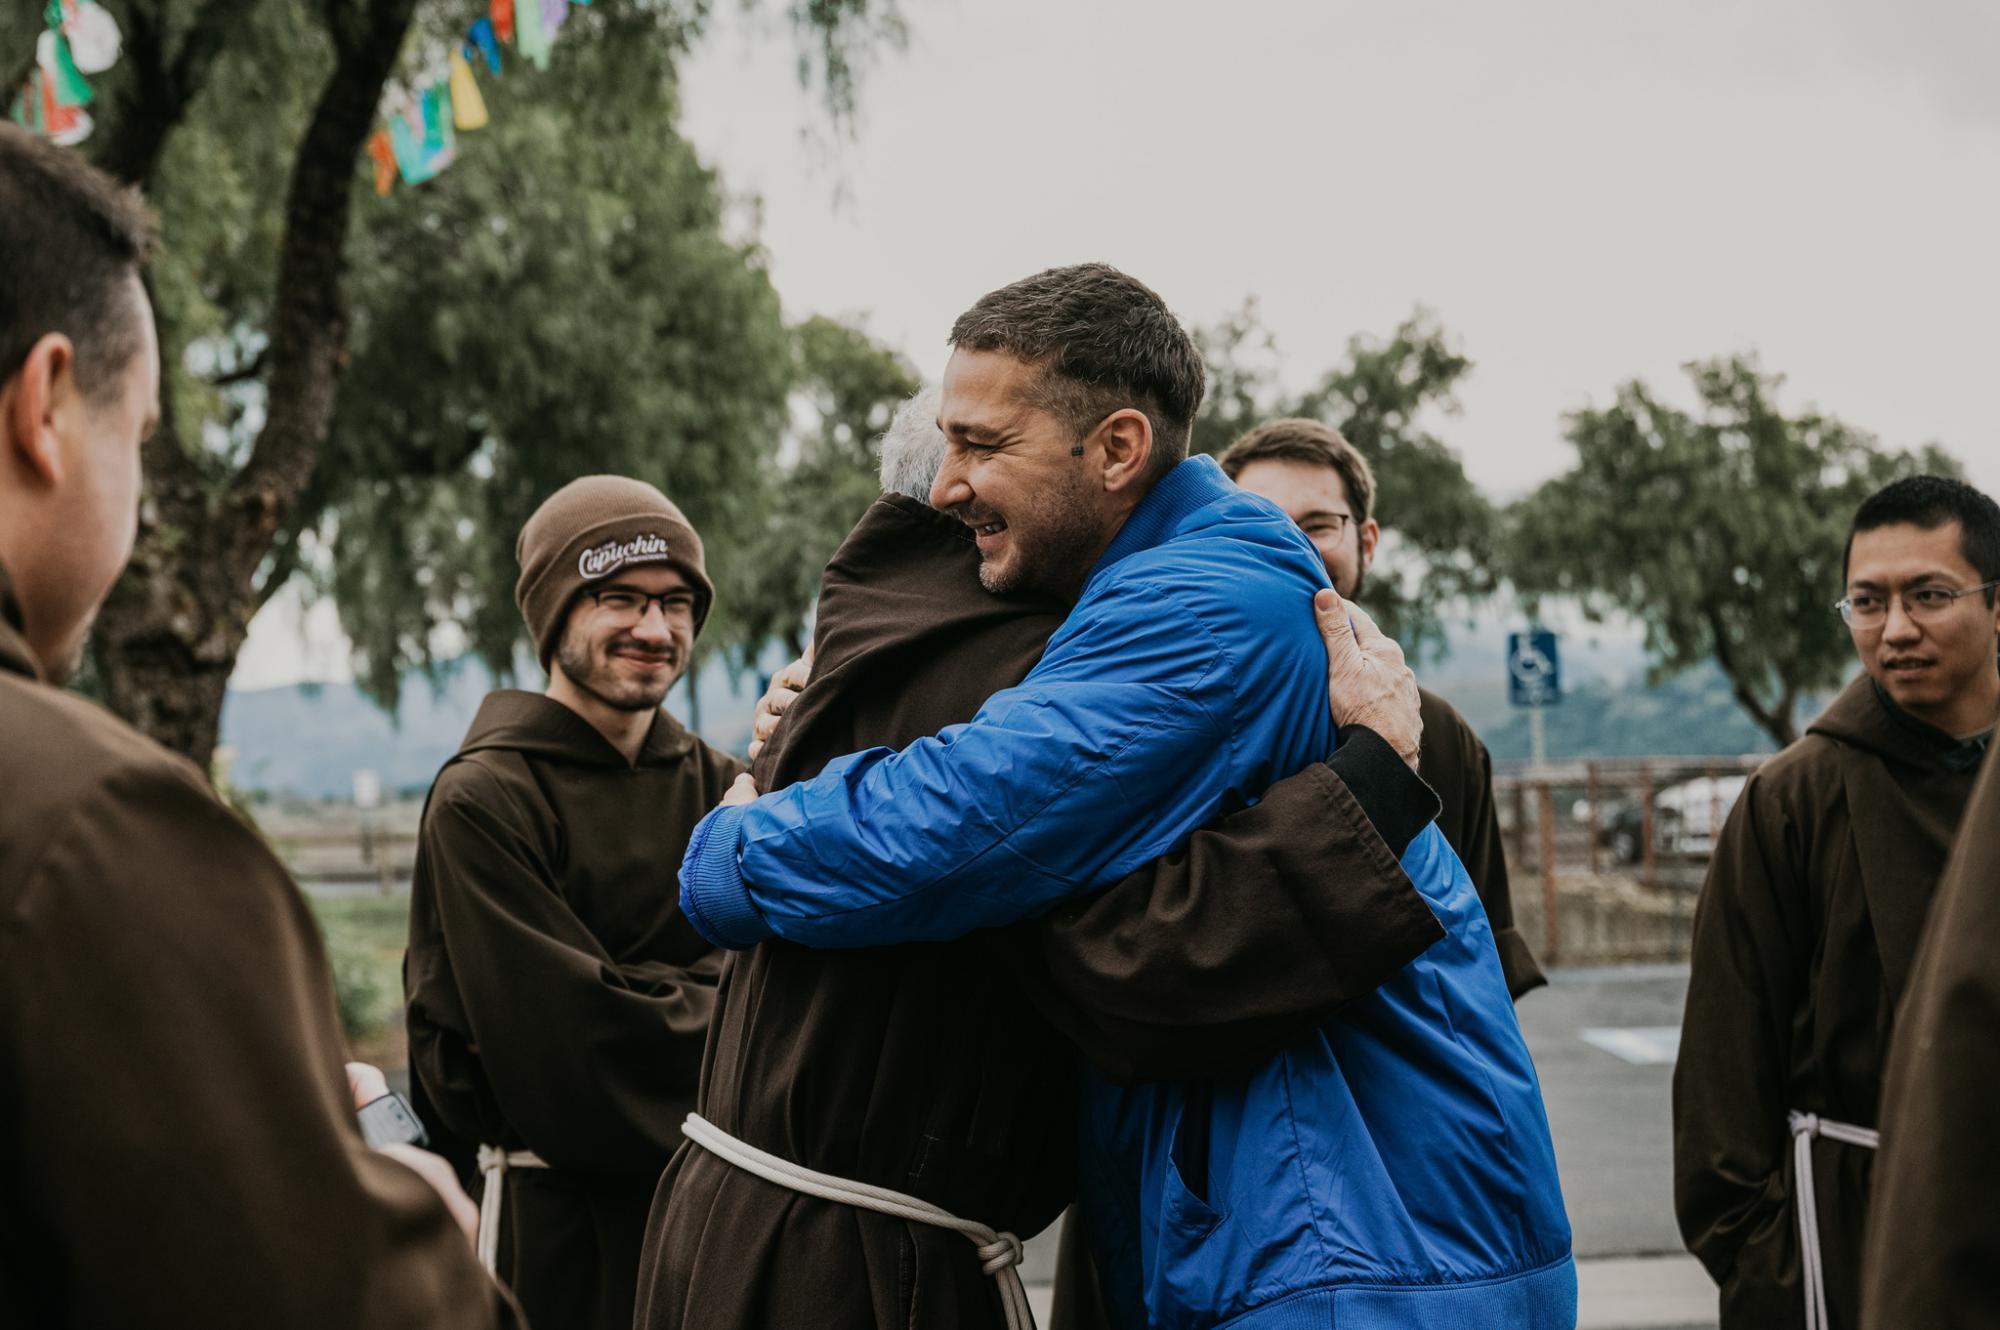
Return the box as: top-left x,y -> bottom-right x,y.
92,0 -> 261,189
206,349 -> 268,388
1705,604 -> 1795,747
223,0 -> 416,587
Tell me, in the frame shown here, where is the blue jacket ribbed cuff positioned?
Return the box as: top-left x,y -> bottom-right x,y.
677,804 -> 770,949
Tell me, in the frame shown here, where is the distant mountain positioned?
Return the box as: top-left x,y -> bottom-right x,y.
220,653 -> 769,799
220,621 -> 1825,797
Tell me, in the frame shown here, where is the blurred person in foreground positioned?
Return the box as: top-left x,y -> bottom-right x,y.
0,121 -> 515,1329
653,384 -> 1449,1329
659,262 -> 1573,1329
1674,475 -> 2000,1330
1221,416 -> 1546,1000
403,478 -> 742,1330
1860,739 -> 2000,1330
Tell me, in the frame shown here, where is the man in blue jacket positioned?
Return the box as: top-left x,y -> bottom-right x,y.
678,263 -> 1575,1329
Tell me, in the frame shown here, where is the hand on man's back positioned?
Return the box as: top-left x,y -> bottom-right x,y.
1313,588 -> 1422,771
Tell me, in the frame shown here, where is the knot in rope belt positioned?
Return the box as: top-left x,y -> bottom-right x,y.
474,1144 -> 549,1274
1787,1110 -> 1879,1330
682,1112 -> 1035,1330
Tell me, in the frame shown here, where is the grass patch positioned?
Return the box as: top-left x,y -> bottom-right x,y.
309,893 -> 412,1067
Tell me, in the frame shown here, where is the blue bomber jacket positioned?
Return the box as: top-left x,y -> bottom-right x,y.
680,456 -> 1574,1328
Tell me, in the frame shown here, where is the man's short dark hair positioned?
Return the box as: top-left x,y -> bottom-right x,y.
1218,418 -> 1376,524
0,123 -> 154,403
1844,474 -> 2000,602
948,262 -> 1205,483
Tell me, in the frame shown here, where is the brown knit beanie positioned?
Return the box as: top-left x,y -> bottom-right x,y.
515,476 -> 714,666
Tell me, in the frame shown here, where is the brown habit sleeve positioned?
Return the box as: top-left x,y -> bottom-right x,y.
4,763 -> 513,1329
413,763 -> 717,1172
1672,775 -> 1807,1326
1026,761 -> 1445,1083
1862,746 -> 2000,1330
1450,732 -> 1546,998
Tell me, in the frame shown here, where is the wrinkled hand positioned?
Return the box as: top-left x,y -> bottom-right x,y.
747,650 -> 813,762
1314,588 -> 1422,771
721,772 -> 760,808
346,1061 -> 390,1110
377,1142 -> 481,1247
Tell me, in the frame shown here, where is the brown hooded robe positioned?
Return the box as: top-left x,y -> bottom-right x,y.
1860,741 -> 2000,1330
1674,672 -> 1990,1330
405,692 -> 741,1330
635,495 -> 1443,1330
1419,686 -> 1547,999
0,571 -> 517,1329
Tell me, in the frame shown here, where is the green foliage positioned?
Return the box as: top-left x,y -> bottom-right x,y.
316,18 -> 796,708
1193,303 -> 1495,658
713,315 -> 919,661
1504,355 -> 1960,745
311,894 -> 410,1040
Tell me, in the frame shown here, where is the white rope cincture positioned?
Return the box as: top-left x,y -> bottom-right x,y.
681,1112 -> 1035,1330
475,1144 -> 550,1274
1787,1111 -> 1879,1330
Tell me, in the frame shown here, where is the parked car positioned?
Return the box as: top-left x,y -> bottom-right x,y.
1575,774 -> 1748,865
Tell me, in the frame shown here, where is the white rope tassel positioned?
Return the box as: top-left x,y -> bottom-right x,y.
1787,1111 -> 1879,1330
682,1113 -> 1035,1330
475,1145 -> 550,1275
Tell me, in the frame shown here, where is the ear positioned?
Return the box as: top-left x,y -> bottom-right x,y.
1358,517 -> 1380,573
3,334 -> 75,488
1095,408 -> 1154,495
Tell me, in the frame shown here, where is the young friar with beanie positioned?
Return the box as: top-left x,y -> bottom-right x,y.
404,475 -> 745,1330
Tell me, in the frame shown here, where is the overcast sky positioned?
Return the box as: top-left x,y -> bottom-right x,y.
231,0 -> 2000,689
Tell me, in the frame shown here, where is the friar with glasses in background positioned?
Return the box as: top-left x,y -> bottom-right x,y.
1220,417 -> 1546,1001
1674,475 -> 2000,1330
404,477 -> 743,1330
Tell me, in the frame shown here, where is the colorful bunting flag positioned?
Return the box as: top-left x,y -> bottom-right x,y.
515,0 -> 552,71
540,0 -> 569,39
468,19 -> 501,75
367,128 -> 397,196
492,0 -> 515,45
448,51 -> 489,131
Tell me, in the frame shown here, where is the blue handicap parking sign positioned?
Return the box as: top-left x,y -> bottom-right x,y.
1508,630 -> 1561,707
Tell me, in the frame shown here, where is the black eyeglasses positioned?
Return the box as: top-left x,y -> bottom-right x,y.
586,588 -> 694,623
1834,579 -> 1999,627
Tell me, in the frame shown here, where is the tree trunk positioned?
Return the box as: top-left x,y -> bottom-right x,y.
90,0 -> 418,771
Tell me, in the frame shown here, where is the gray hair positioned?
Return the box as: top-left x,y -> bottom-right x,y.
877,386 -> 946,502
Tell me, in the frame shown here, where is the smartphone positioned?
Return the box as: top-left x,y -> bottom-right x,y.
357,1091 -> 430,1150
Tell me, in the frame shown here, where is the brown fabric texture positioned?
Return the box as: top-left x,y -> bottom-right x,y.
1419,686 -> 1547,999
405,690 -> 741,1330
0,570 -> 517,1330
1673,672 -> 1987,1330
514,474 -> 713,663
635,494 -> 1439,1330
1861,742 -> 2000,1330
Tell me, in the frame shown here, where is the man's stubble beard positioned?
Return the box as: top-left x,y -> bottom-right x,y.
977,465 -> 1103,600
555,635 -> 679,713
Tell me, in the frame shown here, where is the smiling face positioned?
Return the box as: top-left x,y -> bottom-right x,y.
932,348 -> 1116,599
551,565 -> 697,712
1844,520 -> 2000,733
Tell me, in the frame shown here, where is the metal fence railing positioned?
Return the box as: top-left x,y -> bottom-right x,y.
1493,756 -> 1767,967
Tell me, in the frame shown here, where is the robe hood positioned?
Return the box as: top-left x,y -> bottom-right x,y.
455,689 -> 697,769
0,563 -> 41,683
1809,672 -> 1992,773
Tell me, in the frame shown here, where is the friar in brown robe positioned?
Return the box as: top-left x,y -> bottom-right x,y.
0,567 -> 517,1329
406,477 -> 742,1330
1674,674 -> 1991,1330
1861,741 -> 2000,1329
1216,418 -> 1544,1001
635,490 -> 1444,1330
